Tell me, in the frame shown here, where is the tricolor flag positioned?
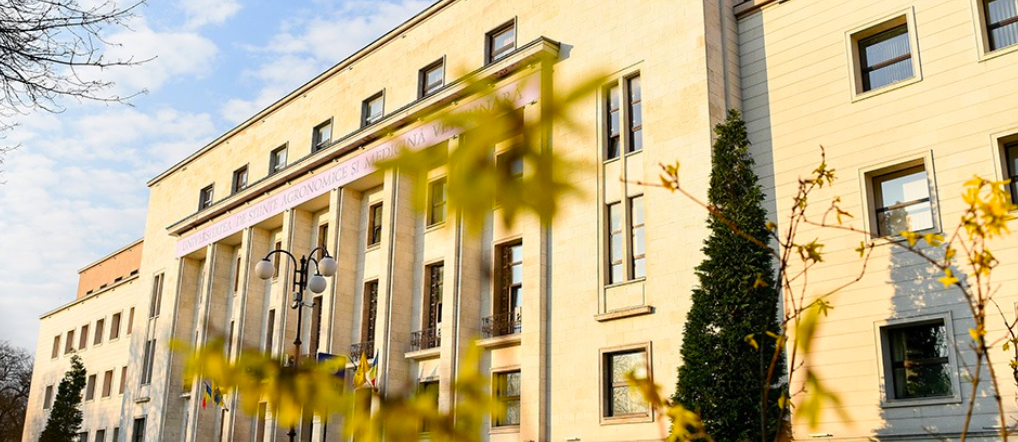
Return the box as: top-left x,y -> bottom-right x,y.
202,382 -> 212,409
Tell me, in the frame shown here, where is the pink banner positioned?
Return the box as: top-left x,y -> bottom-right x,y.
175,76 -> 540,257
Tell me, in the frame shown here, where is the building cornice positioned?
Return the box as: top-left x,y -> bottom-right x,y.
39,274 -> 139,320
734,0 -> 782,19
76,238 -> 143,274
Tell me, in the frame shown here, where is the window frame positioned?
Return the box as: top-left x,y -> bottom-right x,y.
427,177 -> 447,227
367,202 -> 383,247
1001,139 -> 1018,205
975,0 -> 1018,56
52,335 -> 60,359
43,385 -> 53,409
232,165 -> 249,194
417,379 -> 440,433
102,369 -> 114,398
85,374 -> 97,401
361,92 -> 385,127
198,184 -> 214,211
419,58 -> 445,98
602,73 -> 643,162
846,10 -> 922,99
270,144 -> 288,174
110,312 -> 121,341
874,312 -> 962,407
65,329 -> 75,354
141,339 -> 156,385
599,343 -> 653,424
149,273 -> 164,318
94,318 -> 105,346
862,156 -> 939,238
312,119 -> 333,152
486,20 -> 517,64
79,324 -> 89,350
492,370 -> 522,428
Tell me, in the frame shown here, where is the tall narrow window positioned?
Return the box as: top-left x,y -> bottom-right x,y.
85,374 -> 97,400
232,166 -> 249,194
52,335 -> 60,358
419,60 -> 445,97
1005,142 -> 1018,204
872,164 -> 934,236
94,319 -> 104,345
858,23 -> 913,92
79,324 -> 89,350
141,339 -> 156,385
368,203 -> 383,247
310,296 -> 323,355
630,196 -> 646,279
496,152 -> 524,204
484,242 -> 523,338
607,203 -> 624,284
627,76 -> 643,153
233,256 -> 241,293
493,371 -> 521,426
127,308 -> 135,334
132,418 -> 146,442
883,320 -> 953,399
120,366 -> 127,394
199,184 -> 214,210
265,309 -> 276,353
418,380 -> 440,433
428,178 -> 447,226
149,274 -> 164,318
270,145 -> 288,174
486,21 -> 516,63
362,92 -> 384,127
102,370 -> 114,398
110,313 -> 121,340
603,349 -> 649,418
256,403 -> 268,442
65,330 -> 75,354
227,321 -> 235,358
606,84 -> 621,160
317,223 -> 329,249
414,263 -> 443,351
112,428 -> 119,442
313,120 -> 332,152
361,281 -> 379,350
95,429 -> 106,442
44,385 -> 53,409
272,240 -> 282,278
985,0 -> 1018,51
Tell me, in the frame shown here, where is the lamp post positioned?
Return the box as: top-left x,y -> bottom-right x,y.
254,246 -> 337,442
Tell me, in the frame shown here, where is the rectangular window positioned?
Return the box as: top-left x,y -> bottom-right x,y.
270,145 -> 288,174
428,178 -> 447,226
149,274 -> 164,318
112,428 -> 118,442
272,240 -> 282,278
310,295 -> 323,354
110,313 -> 121,340
52,335 -> 60,358
102,370 -> 114,398
65,330 -> 75,354
141,339 -> 156,385
85,374 -> 97,400
858,23 -> 914,92
627,76 -> 643,153
132,418 -> 145,442
313,120 -> 332,152
368,203 -> 383,247
418,380 -> 439,433
256,403 -> 268,442
79,324 -> 89,350
419,60 -> 445,97
232,166 -> 249,194
226,321 -> 235,358
265,309 -> 276,353
496,152 -> 524,204
199,184 -> 214,210
486,21 -> 516,63
484,242 -> 523,338
883,320 -> 953,399
120,366 -> 127,394
127,308 -> 134,334
43,385 -> 53,409
985,0 -> 1018,51
414,262 -> 443,351
872,164 -> 934,236
94,319 -> 104,345
361,281 -> 379,347
606,84 -> 621,160
1005,142 -> 1018,204
630,196 -> 646,279
78,432 -> 87,442
233,256 -> 241,293
95,429 -> 106,442
607,203 -> 624,284
317,223 -> 330,250
362,92 -> 384,127
603,350 -> 649,418
493,371 -> 521,426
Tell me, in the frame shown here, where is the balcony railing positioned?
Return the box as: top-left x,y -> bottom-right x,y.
350,341 -> 374,360
481,309 -> 522,338
410,327 -> 441,352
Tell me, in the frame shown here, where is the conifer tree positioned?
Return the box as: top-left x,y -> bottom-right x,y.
40,355 -> 86,442
674,109 -> 785,442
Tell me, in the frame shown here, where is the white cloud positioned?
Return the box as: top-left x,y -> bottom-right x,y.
179,0 -> 242,29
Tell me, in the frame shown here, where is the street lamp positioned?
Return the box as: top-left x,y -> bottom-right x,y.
255,245 -> 337,442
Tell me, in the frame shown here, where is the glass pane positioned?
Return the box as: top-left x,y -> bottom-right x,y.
427,66 -> 443,87
628,76 -> 641,102
879,169 -> 928,207
510,157 -> 524,177
630,102 -> 642,128
631,197 -> 644,224
987,0 -> 1018,23
867,58 -> 913,90
631,129 -> 643,151
633,257 -> 646,279
510,287 -> 522,311
505,372 -> 521,396
633,227 -> 645,255
494,28 -> 515,51
608,86 -> 620,109
1008,145 -> 1018,176
863,27 -> 910,67
611,264 -> 624,283
610,235 -> 624,261
991,22 -> 1018,50
609,110 -> 620,135
510,244 -> 523,263
888,323 -> 952,398
317,124 -> 331,143
612,386 -> 630,414
608,137 -> 620,159
609,204 -> 623,231
504,399 -> 520,425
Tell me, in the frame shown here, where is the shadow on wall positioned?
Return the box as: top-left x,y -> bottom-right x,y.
874,243 -> 999,440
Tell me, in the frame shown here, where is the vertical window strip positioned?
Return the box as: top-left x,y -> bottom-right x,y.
265,309 -> 276,354
630,196 -> 646,279
859,24 -> 913,91
607,203 -> 624,284
149,274 -> 164,318
986,0 -> 1018,50
494,371 -> 521,426
429,179 -> 447,226
627,76 -> 643,153
1006,142 -> 1018,204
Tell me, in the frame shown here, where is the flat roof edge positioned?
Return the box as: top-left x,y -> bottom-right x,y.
77,238 -> 144,274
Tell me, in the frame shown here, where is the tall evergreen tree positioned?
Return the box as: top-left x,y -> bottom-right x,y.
674,109 -> 785,442
40,355 -> 86,442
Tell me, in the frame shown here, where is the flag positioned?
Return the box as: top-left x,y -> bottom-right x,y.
202,382 -> 212,409
368,350 -> 379,389
353,351 -> 368,387
213,385 -> 228,411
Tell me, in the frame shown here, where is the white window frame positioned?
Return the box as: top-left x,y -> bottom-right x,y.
874,312 -> 962,407
859,152 -> 940,239
845,8 -> 922,101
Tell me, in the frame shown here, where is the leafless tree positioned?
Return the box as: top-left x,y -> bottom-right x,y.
0,340 -> 33,442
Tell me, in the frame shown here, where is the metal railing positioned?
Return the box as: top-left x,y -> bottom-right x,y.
350,341 -> 374,360
481,309 -> 522,338
410,327 -> 441,352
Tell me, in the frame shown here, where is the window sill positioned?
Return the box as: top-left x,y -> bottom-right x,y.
851,75 -> 921,103
134,396 -> 151,404
366,244 -> 382,252
595,305 -> 654,322
881,393 -> 960,408
979,43 -> 1018,62
405,347 -> 441,360
489,425 -> 520,434
600,412 -> 653,425
603,156 -> 621,165
605,277 -> 646,290
872,228 -> 942,247
425,221 -> 446,233
476,333 -> 521,349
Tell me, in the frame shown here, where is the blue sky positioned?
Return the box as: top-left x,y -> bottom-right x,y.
0,0 -> 435,352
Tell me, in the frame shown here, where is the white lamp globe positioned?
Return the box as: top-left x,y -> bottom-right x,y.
255,259 -> 275,280
308,274 -> 327,293
319,256 -> 338,277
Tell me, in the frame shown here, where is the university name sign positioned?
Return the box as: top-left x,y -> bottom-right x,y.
175,76 -> 541,257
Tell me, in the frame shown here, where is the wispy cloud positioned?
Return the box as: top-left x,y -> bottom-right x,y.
179,0 -> 242,29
